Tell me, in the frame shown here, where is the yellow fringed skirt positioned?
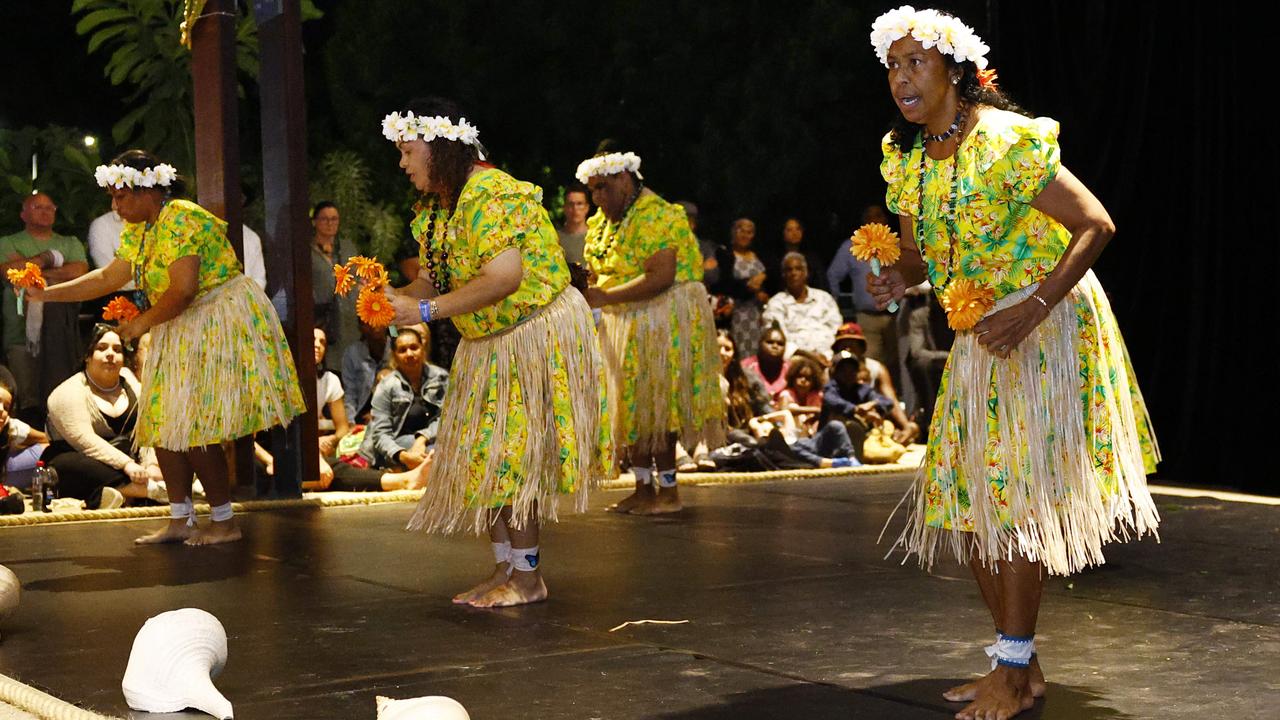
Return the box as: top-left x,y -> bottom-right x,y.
890,271 -> 1160,576
407,288 -> 612,535
598,281 -> 726,459
137,274 -> 305,451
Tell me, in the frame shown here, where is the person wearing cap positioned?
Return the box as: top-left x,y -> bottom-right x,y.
822,350 -> 918,448
833,322 -> 900,407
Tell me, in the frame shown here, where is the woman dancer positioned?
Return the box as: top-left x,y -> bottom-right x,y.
867,8 -> 1160,719
33,150 -> 305,545
382,97 -> 610,608
578,143 -> 725,514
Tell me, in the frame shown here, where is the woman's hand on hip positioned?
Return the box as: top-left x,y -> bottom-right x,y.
973,298 -> 1052,359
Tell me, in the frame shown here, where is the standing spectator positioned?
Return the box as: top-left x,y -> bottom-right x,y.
0,192 -> 88,421
827,204 -> 901,385
718,217 -> 768,356
740,325 -> 790,402
309,201 -> 357,367
556,182 -> 590,265
762,252 -> 843,359
766,217 -> 826,293
341,319 -> 390,424
87,203 -> 128,289
905,294 -> 953,428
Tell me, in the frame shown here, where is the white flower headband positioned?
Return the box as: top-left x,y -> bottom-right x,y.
575,152 -> 643,184
870,5 -> 990,70
94,163 -> 179,190
381,112 -> 481,147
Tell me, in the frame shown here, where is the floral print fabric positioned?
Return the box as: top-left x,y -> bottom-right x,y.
117,199 -> 242,304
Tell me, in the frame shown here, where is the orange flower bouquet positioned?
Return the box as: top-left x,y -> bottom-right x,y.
939,277 -> 995,331
103,295 -> 141,323
335,255 -> 397,335
6,262 -> 46,316
850,222 -> 902,312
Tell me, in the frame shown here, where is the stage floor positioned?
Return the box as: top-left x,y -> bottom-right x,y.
0,474 -> 1275,719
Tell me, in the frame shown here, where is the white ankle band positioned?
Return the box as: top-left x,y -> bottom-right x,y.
656,468 -> 678,488
510,546 -> 540,572
631,466 -> 653,485
492,542 -> 514,576
170,498 -> 194,526
986,633 -> 1035,669
210,501 -> 234,523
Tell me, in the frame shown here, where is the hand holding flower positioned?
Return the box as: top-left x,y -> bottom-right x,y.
850,223 -> 902,312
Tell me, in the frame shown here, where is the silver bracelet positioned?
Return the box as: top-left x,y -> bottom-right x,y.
1030,292 -> 1049,310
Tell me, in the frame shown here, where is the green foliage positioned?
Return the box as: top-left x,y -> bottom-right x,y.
72,0 -> 323,177
309,150 -> 404,266
0,126 -> 107,238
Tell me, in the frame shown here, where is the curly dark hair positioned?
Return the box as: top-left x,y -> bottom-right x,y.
109,149 -> 188,198
886,14 -> 1030,152
401,96 -> 483,209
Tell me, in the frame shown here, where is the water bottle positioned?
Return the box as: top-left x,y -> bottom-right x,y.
32,462 -> 46,512
33,461 -> 58,513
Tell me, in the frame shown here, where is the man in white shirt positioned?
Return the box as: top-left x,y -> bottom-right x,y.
762,252 -> 842,359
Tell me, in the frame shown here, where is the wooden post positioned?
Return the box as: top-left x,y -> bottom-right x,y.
254,0 -> 317,496
190,0 -> 256,491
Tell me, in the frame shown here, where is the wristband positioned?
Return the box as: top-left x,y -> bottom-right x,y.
1030,292 -> 1049,310
418,299 -> 433,323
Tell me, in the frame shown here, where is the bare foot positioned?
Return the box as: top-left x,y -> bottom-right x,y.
135,519 -> 195,545
451,563 -> 512,605
632,486 -> 683,515
951,665 -> 1036,720
184,519 -> 243,546
468,570 -> 548,608
946,656 -> 1046,702
608,486 -> 653,514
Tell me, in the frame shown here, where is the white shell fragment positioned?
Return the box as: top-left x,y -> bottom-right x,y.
0,565 -> 20,638
122,608 -> 233,719
376,695 -> 470,720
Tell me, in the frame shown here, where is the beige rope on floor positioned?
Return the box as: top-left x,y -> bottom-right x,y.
0,673 -> 119,720
0,457 -> 923,528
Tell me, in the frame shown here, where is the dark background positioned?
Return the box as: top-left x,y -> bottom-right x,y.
1,1 -> 1272,493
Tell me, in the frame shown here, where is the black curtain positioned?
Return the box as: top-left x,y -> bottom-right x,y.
991,2 -> 1274,492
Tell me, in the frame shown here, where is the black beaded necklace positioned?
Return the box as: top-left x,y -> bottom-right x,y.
418,197 -> 451,295
922,105 -> 967,144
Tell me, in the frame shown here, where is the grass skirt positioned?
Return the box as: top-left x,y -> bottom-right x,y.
888,271 -> 1160,576
137,274 -> 305,451
407,288 -> 612,535
599,281 -> 726,459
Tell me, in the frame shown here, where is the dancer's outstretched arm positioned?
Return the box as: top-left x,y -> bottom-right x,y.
27,257 -> 131,303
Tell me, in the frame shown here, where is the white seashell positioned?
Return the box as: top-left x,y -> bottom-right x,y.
0,565 -> 20,637
122,608 -> 233,719
376,694 -> 470,720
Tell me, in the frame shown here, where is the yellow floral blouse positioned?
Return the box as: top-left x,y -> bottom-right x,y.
412,168 -> 569,339
117,199 -> 243,304
582,191 -> 703,288
881,109 -> 1069,300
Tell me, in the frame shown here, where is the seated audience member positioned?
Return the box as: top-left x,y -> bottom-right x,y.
778,353 -> 825,428
740,325 -> 790,402
255,327 -> 352,490
762,253 -> 842,359
906,294 -> 953,428
342,319 -> 390,423
359,325 -> 448,470
0,378 -> 49,489
44,326 -> 161,509
822,350 -> 919,448
718,330 -> 774,432
833,322 -> 900,404
745,410 -> 860,469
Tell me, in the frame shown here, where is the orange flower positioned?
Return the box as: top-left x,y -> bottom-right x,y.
349,256 -> 387,286
355,286 -> 395,328
850,223 -> 901,266
977,68 -> 999,91
940,277 -> 995,331
333,263 -> 355,296
5,262 -> 46,290
102,296 -> 141,322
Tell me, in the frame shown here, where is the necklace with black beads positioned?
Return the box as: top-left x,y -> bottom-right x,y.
419,198 -> 451,295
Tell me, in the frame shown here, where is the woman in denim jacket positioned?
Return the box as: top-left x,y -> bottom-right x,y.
360,325 -> 449,470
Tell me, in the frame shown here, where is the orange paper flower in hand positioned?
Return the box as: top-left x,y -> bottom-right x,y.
355,286 -> 396,328
850,223 -> 901,267
940,277 -> 996,331
333,264 -> 355,296
348,256 -> 388,286
6,262 -> 46,290
102,295 -> 141,322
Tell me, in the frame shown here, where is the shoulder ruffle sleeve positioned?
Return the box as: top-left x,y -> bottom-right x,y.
880,131 -> 920,217
458,172 -> 548,266
976,113 -> 1061,205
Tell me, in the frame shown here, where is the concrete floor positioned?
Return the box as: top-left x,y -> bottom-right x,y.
0,473 -> 1276,719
